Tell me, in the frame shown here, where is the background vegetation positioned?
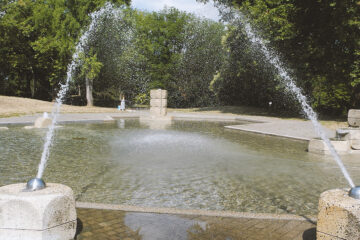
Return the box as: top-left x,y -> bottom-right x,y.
1,0 -> 359,116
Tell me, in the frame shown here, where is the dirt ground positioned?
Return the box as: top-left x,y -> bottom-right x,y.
0,96 -> 118,118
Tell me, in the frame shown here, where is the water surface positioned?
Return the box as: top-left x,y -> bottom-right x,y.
1,119 -> 359,216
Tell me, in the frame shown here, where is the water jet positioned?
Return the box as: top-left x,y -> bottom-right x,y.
0,4 -> 118,239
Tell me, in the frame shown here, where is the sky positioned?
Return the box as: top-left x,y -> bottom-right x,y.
131,0 -> 220,21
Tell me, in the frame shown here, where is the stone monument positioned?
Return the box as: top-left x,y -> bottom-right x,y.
150,89 -> 168,117
140,89 -> 172,129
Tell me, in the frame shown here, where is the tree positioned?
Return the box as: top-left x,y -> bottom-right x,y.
79,51 -> 103,106
134,8 -> 225,107
200,0 -> 360,116
0,0 -> 130,100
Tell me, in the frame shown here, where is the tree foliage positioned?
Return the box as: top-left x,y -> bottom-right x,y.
134,8 -> 225,107
0,0 -> 129,100
201,0 -> 360,116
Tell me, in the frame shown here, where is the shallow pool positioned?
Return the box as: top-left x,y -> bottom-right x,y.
1,119 -> 359,216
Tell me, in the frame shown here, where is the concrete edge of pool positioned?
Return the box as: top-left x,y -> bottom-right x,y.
75,201 -> 317,222
1,111 -> 343,240
74,202 -> 318,240
0,111 -> 333,142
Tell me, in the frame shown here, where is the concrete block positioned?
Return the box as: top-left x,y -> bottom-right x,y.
348,109 -> 360,127
317,189 -> 360,240
103,116 -> 115,122
34,117 -> 52,128
308,138 -> 350,155
150,99 -> 167,108
150,89 -> 167,99
150,107 -> 167,116
0,183 -> 77,240
348,129 -> 360,141
351,140 -> 360,150
338,128 -> 360,141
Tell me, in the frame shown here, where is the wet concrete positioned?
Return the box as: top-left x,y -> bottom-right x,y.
75,207 -> 316,240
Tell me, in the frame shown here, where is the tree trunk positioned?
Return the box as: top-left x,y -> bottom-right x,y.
30,67 -> 35,98
86,77 -> 93,106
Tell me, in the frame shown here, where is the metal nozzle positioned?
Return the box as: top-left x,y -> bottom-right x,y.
26,178 -> 46,191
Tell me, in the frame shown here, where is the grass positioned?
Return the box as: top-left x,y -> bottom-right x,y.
0,95 -> 119,118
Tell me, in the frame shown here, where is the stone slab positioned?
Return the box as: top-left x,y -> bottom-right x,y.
150,89 -> 167,99
308,138 -> 349,155
150,106 -> 167,116
0,183 -> 77,240
317,188 -> 360,240
150,99 -> 167,108
103,115 -> 115,122
348,109 -> 360,127
337,128 -> 360,141
0,221 -> 76,240
34,117 -> 52,128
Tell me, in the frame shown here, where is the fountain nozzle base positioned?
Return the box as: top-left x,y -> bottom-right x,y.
26,178 -> 46,191
349,186 -> 360,199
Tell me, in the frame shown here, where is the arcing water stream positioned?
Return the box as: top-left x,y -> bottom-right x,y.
35,2 -> 355,189
36,3 -> 118,179
236,13 -> 355,188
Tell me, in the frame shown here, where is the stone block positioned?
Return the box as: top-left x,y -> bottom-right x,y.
103,115 -> 115,122
150,89 -> 167,99
34,117 -> 52,128
308,138 -> 350,155
348,109 -> 360,127
0,183 -> 77,240
317,189 -> 360,240
150,99 -> 167,108
350,140 -> 360,150
150,107 -> 167,116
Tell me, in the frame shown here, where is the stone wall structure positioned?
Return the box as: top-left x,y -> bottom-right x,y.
150,89 -> 168,117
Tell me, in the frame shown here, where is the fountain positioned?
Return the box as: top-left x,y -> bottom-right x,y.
0,3 -> 120,239
228,10 -> 360,239
0,2 -> 359,238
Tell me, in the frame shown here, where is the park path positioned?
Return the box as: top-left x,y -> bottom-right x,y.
0,110 -> 335,141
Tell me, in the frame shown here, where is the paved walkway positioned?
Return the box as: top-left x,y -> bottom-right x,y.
0,111 -> 335,141
76,206 -> 316,240
225,120 -> 335,141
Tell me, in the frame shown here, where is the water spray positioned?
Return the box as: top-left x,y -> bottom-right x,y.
231,11 -> 356,191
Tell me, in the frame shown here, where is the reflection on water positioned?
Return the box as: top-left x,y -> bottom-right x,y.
76,208 -> 316,240
1,119 -> 359,216
125,213 -> 206,240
